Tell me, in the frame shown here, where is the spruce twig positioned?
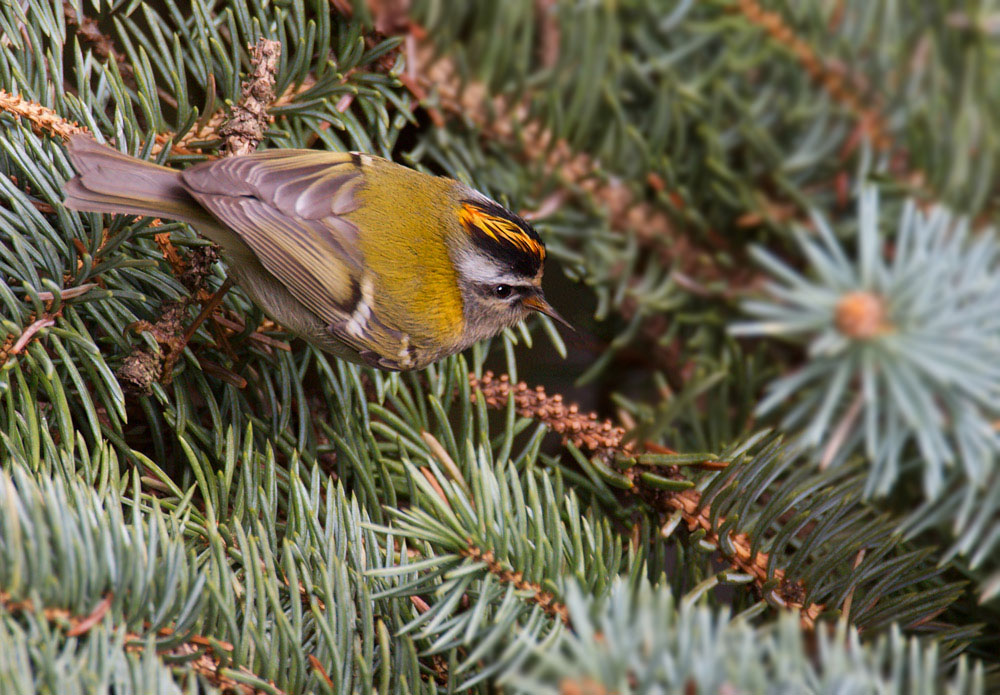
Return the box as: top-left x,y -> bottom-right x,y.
461,544 -> 569,623
220,37 -> 282,157
0,590 -> 281,695
0,89 -> 87,139
732,189 -> 1000,500
469,371 -> 824,628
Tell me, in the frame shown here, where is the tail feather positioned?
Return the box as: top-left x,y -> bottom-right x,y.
63,135 -> 214,226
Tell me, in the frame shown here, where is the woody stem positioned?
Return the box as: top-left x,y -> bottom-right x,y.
182,277 -> 235,345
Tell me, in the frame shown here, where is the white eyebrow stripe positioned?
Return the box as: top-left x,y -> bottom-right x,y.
456,252 -> 528,286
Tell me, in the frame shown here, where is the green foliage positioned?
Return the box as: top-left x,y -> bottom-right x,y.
0,0 -> 997,692
732,189 -> 1000,601
507,579 -> 984,695
732,189 -> 1000,495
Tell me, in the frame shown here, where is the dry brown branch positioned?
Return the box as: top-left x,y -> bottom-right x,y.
0,320 -> 39,367
468,370 -> 823,629
534,0 -> 561,70
469,371 -> 629,462
731,0 -> 937,207
220,38 -> 282,156
0,89 -> 87,140
0,281 -> 102,368
117,39 -> 286,392
117,300 -> 189,395
159,49 -> 321,155
153,223 -> 187,277
462,544 -> 570,624
61,1 -> 118,64
10,315 -> 57,355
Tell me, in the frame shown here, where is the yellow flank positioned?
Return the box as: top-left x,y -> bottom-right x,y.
344,158 -> 466,346
458,204 -> 545,260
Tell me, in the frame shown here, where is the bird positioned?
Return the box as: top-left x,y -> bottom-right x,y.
62,135 -> 569,371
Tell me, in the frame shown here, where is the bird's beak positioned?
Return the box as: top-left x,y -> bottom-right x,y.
523,294 -> 574,331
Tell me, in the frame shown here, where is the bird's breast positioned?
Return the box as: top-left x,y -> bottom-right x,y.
345,174 -> 466,348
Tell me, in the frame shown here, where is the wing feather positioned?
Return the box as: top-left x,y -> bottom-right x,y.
198,195 -> 356,327
179,150 -> 418,368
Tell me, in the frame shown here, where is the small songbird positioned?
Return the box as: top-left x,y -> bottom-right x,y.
62,136 -> 568,371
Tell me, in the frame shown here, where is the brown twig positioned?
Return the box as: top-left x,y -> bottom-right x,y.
220,38 -> 282,157
10,314 -> 57,355
117,37 -> 284,392
730,0 -> 939,208
0,89 -> 87,140
211,315 -> 292,352
0,279 -> 102,367
469,371 -> 629,463
732,0 -> 891,152
118,301 -> 189,395
462,544 -> 569,624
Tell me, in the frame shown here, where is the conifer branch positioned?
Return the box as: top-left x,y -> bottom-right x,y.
0,0 -> 990,685
117,39 -> 283,393
0,89 -> 87,140
468,371 -> 823,628
61,1 -> 179,109
469,371 -> 629,462
506,580 -> 982,695
220,38 -> 282,157
0,590 -> 281,695
0,284 -> 99,367
730,0 -> 941,211
732,0 -> 892,153
461,544 -> 569,624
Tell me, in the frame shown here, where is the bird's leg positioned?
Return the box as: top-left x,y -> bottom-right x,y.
156,277 -> 236,382
183,276 -> 235,345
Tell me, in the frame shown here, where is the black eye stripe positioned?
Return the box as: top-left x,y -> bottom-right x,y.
479,283 -> 528,300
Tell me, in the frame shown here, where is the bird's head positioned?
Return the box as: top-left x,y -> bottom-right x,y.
450,196 -> 570,343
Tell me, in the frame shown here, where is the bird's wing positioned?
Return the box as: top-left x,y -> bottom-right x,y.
181,150 -> 417,370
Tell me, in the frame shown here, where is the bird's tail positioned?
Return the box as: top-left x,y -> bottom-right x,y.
62,135 -> 215,226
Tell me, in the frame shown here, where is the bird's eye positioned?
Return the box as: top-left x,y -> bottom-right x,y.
493,285 -> 513,299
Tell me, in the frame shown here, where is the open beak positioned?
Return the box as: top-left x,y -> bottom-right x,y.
522,294 -> 574,331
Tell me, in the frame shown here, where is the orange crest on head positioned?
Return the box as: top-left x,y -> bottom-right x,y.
459,199 -> 546,277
